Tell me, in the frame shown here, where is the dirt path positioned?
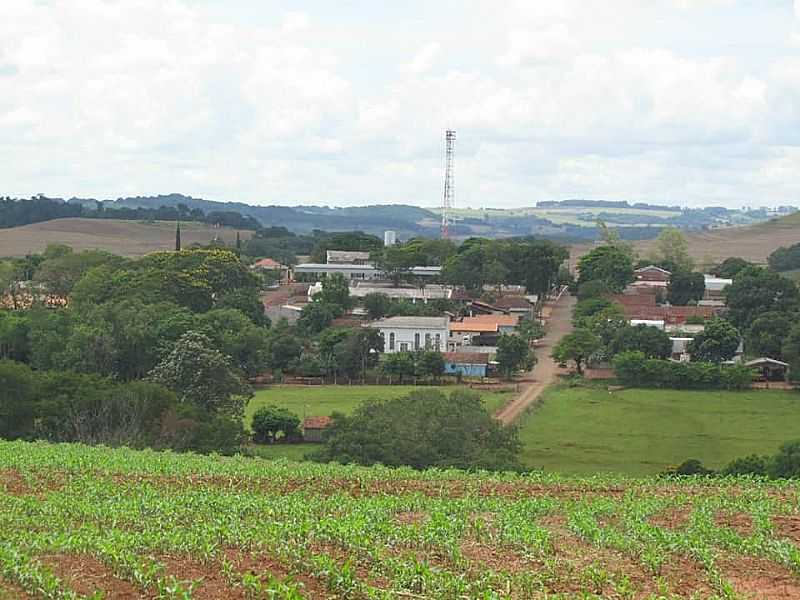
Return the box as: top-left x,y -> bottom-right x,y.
495,292 -> 576,425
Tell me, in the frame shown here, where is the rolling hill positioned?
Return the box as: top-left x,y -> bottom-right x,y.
570,212 -> 800,269
0,218 -> 253,258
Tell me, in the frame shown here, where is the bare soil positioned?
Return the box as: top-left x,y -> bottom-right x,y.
38,554 -> 142,599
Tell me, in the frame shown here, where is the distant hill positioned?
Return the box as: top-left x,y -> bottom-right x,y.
0,218 -> 253,258
569,212 -> 800,269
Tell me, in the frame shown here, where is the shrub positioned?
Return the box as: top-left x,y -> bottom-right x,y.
722,454 -> 770,477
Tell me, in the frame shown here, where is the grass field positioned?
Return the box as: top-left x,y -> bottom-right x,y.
3,440 -> 800,598
518,385 -> 800,476
245,384 -> 513,427
0,218 -> 254,258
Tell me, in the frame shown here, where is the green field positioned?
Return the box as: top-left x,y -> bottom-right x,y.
245,384 -> 513,427
3,440 -> 800,598
519,385 -> 800,476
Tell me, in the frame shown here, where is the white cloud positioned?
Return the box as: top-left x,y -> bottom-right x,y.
403,42 -> 441,75
0,0 -> 797,208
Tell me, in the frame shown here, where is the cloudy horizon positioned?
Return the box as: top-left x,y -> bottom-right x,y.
2,1 -> 800,209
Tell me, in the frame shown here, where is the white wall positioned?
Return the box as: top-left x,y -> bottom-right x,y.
379,326 -> 448,353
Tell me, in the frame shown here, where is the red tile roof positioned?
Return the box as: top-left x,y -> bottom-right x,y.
620,305 -> 716,325
303,416 -> 332,430
611,294 -> 657,307
253,258 -> 285,269
442,352 -> 490,365
450,314 -> 520,332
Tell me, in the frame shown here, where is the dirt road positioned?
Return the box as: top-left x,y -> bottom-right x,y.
495,292 -> 576,425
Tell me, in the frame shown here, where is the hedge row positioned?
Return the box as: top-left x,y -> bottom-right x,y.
612,351 -> 753,390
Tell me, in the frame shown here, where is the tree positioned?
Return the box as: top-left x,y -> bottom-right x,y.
577,245 -> 634,292
687,318 -> 740,363
371,245 -> 419,286
334,328 -> 383,380
769,441 -> 800,479
310,389 -> 522,471
610,325 -> 672,359
650,227 -> 693,272
0,359 -> 38,440
415,350 -> 445,381
316,273 -> 351,310
216,288 -> 269,326
266,332 -> 303,371
551,328 -> 601,375
573,298 -> 613,323
309,231 -> 383,263
496,334 -> 534,379
380,352 -> 416,384
712,257 -> 752,279
747,312 -> 793,360
576,280 -> 610,301
363,292 -> 393,320
251,405 -> 301,444
724,267 -> 799,330
667,270 -> 705,306
197,308 -> 270,377
298,302 -> 337,336
149,331 -> 252,418
768,243 -> 800,272
34,249 -> 120,299
518,319 -> 545,345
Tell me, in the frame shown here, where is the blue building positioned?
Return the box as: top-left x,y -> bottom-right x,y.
443,352 -> 491,378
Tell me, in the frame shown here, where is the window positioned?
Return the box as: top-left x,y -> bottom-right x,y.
425,333 -> 431,349
400,342 -> 409,352
414,333 -> 420,350
389,332 -> 395,351
434,334 -> 441,351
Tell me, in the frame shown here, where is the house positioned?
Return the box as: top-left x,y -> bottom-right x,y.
466,300 -> 506,316
493,295 -> 535,318
442,352 -> 490,378
745,358 -> 789,382
703,275 -> 732,301
635,265 -> 671,282
326,250 -> 371,265
449,315 -> 520,349
369,316 -> 449,353
303,416 -> 332,442
252,258 -> 289,282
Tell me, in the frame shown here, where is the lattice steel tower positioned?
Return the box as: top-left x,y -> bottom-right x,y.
441,129 -> 456,238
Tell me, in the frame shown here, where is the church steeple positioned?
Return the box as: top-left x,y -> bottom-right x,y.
175,220 -> 182,251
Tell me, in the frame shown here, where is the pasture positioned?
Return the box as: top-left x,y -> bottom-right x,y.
245,384 -> 513,427
2,440 -> 800,598
0,218 -> 253,258
519,385 -> 800,476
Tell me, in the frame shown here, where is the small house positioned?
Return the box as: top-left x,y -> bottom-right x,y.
303,416 -> 332,442
443,352 -> 491,378
745,358 -> 789,382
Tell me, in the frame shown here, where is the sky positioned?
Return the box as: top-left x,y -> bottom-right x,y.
2,0 -> 800,209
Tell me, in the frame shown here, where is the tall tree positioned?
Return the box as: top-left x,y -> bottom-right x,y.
149,331 -> 252,418
687,318 -> 740,363
496,334 -> 534,379
747,312 -> 793,360
577,245 -> 634,292
552,328 -> 601,374
667,270 -> 705,306
724,267 -> 799,330
650,227 -> 693,272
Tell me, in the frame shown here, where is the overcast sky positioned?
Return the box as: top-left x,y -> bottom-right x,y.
2,1 -> 800,209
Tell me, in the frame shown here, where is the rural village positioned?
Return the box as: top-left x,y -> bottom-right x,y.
5,1 -> 800,597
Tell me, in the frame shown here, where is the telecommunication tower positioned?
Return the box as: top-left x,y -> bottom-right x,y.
441,129 -> 456,238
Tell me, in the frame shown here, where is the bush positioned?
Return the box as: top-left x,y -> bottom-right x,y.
671,459 -> 715,476
722,454 -> 770,477
769,440 -> 800,479
252,405 -> 301,444
613,354 -> 754,390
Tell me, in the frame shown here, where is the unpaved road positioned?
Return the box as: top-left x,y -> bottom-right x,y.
495,293 -> 576,424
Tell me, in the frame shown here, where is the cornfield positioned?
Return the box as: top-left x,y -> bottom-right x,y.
1,440 -> 799,599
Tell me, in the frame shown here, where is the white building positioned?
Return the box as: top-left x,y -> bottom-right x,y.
369,316 -> 449,353
294,263 -> 441,281
384,230 -> 397,246
326,250 -> 371,265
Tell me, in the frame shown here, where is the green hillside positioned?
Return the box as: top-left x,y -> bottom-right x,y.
2,440 -> 800,598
